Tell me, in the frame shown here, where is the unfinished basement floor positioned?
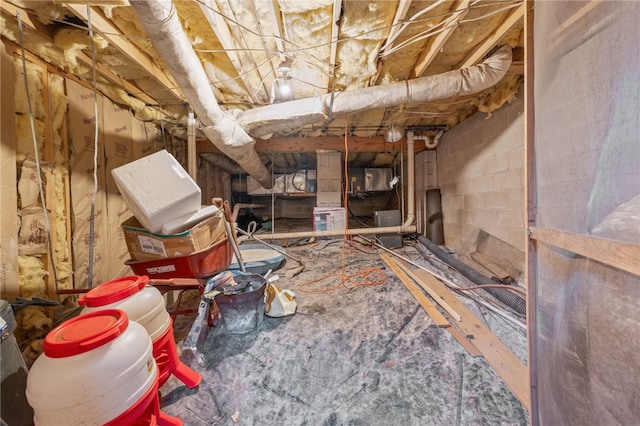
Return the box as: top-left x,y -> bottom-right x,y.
161,237 -> 528,425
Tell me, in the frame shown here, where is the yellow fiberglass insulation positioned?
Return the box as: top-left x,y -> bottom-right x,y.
18,307 -> 53,335
18,255 -> 47,298
53,27 -> 108,69
50,74 -> 68,163
12,1 -> 68,26
17,255 -> 52,334
477,74 -> 523,115
14,59 -> 45,117
14,59 -> 46,162
15,115 -> 45,163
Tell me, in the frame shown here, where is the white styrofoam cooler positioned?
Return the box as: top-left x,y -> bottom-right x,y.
111,150 -> 201,233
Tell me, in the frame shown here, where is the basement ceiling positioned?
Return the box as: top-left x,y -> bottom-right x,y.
1,0 -> 524,150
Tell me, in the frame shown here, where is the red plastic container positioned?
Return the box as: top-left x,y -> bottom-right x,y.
125,238 -> 232,279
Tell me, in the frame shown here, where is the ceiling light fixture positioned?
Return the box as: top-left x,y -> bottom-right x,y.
384,124 -> 404,143
271,62 -> 293,103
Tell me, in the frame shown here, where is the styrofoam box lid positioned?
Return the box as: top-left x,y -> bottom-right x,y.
161,205 -> 220,235
111,150 -> 201,233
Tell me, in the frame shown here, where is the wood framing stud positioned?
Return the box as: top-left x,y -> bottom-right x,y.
529,227 -> 640,277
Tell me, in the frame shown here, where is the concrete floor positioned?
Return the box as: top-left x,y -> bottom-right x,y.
160,237 -> 528,425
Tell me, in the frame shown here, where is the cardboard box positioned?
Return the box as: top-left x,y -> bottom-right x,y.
313,207 -> 346,234
122,211 -> 226,261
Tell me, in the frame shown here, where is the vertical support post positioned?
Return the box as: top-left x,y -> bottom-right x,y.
187,109 -> 197,182
524,0 -> 538,423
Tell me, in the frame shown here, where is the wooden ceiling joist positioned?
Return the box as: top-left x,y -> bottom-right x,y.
197,135 -> 427,154
265,0 -> 286,64
457,3 -> 525,69
413,0 -> 471,77
2,2 -> 159,108
328,0 -> 342,88
379,0 -> 414,54
65,4 -> 185,104
200,0 -> 269,104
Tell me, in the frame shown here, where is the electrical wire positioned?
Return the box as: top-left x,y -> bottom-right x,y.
299,126 -> 387,294
453,284 -> 526,297
16,12 -> 60,295
86,6 -> 100,289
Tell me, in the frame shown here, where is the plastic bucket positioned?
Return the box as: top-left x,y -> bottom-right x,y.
26,309 -> 157,426
214,274 -> 267,334
79,275 -> 171,341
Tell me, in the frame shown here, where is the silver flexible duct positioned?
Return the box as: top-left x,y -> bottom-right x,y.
129,0 -> 272,188
240,46 -> 513,138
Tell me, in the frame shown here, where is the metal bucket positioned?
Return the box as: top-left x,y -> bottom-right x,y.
214,274 -> 266,334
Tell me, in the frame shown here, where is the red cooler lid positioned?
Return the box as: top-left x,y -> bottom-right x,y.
79,275 -> 150,307
44,309 -> 129,358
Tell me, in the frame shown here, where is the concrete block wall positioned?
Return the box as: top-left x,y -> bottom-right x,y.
436,86 -> 525,252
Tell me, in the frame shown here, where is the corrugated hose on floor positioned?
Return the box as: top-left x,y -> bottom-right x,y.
415,235 -> 527,316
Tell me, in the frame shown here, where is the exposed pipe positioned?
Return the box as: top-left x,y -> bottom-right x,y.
240,45 -> 513,138
199,153 -> 244,174
416,235 -> 527,315
129,0 -> 272,188
425,129 -> 444,149
131,1 -> 511,190
238,134 -> 417,241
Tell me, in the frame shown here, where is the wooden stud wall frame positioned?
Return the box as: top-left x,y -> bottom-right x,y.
528,227 -> 640,277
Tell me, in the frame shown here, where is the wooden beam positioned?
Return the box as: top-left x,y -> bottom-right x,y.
2,4 -> 164,111
371,0 -> 412,86
328,0 -> 342,86
529,227 -> 640,277
413,0 -> 471,77
200,0 -> 268,104
381,254 -> 484,357
380,254 -> 450,327
394,260 -> 463,322
1,2 -> 54,38
445,322 -> 483,357
457,3 -> 524,69
524,0 -> 538,422
265,0 -> 286,63
65,4 -> 184,103
400,261 -> 531,411
197,135 -> 427,154
379,0 -> 413,54
75,52 -> 157,106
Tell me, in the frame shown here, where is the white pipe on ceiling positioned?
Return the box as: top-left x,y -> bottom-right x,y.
129,0 -> 273,188
240,45 -> 513,138
130,1 -> 510,191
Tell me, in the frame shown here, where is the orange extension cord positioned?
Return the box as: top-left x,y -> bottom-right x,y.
298,130 -> 387,294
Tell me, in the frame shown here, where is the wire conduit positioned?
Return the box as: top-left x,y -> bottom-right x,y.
416,235 -> 526,315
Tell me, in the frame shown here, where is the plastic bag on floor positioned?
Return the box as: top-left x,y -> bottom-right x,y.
264,283 -> 296,317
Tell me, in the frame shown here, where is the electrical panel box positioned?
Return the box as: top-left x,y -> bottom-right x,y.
347,168 -> 365,196
374,209 -> 403,248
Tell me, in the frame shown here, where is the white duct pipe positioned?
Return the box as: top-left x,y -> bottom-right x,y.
131,1 -> 510,191
238,133 -> 417,241
129,0 -> 272,188
240,46 -> 513,138
425,130 -> 444,149
200,153 -> 245,174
